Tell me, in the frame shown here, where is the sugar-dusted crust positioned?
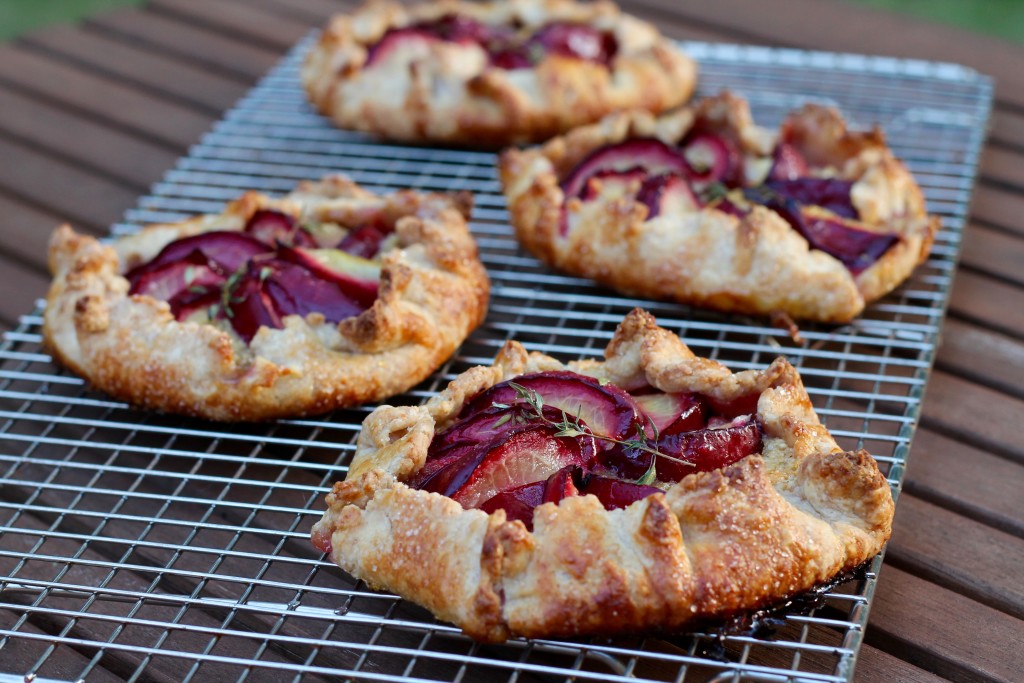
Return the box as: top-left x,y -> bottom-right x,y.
313,309 -> 894,641
43,176 -> 489,421
499,92 -> 939,323
302,0 -> 696,147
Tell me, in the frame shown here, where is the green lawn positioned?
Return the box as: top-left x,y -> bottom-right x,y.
845,0 -> 1024,45
0,0 -> 146,41
0,0 -> 1021,45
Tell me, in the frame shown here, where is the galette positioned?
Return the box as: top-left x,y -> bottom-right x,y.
44,176 -> 489,421
500,91 -> 939,322
313,309 -> 894,641
302,0 -> 697,147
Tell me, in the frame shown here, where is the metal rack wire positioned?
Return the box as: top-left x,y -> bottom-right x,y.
0,37 -> 991,682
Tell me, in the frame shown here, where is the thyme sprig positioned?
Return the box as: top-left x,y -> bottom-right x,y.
505,382 -> 693,484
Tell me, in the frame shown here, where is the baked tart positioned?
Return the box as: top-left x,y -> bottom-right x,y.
312,309 -> 894,642
302,0 -> 697,147
43,176 -> 489,421
499,91 -> 940,322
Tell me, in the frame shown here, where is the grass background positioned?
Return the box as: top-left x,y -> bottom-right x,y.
0,0 -> 1022,44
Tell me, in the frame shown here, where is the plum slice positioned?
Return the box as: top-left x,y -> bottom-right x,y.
276,245 -> 379,310
636,174 -> 701,219
449,425 -> 593,508
529,22 -> 616,65
461,370 -> 644,443
261,259 -> 372,324
477,465 -> 580,529
365,28 -> 440,66
681,132 -> 742,187
578,473 -> 661,511
125,231 -> 272,287
223,262 -> 282,343
337,224 -> 388,259
702,391 -> 760,421
244,209 -> 315,247
633,391 -> 708,435
797,207 -> 899,274
763,178 -> 857,219
561,139 -> 690,202
130,259 -> 224,308
768,143 -> 809,182
655,416 -> 763,482
746,185 -> 896,273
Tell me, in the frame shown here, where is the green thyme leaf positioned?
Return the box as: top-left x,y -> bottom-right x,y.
554,428 -> 584,439
492,412 -> 513,429
184,265 -> 197,286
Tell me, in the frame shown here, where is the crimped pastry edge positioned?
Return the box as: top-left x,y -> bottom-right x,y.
301,0 -> 697,147
313,309 -> 894,641
43,176 -> 490,421
499,91 -> 940,323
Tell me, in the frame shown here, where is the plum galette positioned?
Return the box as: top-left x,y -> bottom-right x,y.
312,309 -> 894,642
500,92 -> 940,322
301,0 -> 696,147
44,176 -> 489,421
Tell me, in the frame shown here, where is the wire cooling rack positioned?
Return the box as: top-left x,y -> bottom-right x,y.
0,37 -> 991,683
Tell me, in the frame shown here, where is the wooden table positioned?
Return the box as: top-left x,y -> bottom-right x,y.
0,1 -> 1021,681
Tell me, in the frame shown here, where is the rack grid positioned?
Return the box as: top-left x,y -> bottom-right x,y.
0,37 -> 992,682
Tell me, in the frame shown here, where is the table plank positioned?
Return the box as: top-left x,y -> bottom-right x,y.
0,84 -> 176,192
0,137 -> 140,234
958,223 -> 1024,288
866,566 -> 1024,683
87,8 -> 282,82
0,259 -> 49,329
21,24 -> 249,114
948,271 -> 1024,339
919,370 -> 1024,463
971,184 -> 1024,239
906,428 -> 1024,537
936,319 -> 1024,402
149,0 -> 316,51
887,495 -> 1024,620
0,45 -> 208,151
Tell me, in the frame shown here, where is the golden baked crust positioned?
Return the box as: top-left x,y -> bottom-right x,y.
43,176 -> 489,421
499,92 -> 939,323
312,309 -> 894,641
301,0 -> 697,147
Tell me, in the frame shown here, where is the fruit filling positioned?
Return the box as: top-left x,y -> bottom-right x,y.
125,209 -> 385,342
410,370 -> 763,529
366,14 -> 617,70
559,130 -> 900,273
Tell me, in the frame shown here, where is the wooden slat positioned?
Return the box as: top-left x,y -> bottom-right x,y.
0,258 -> 49,328
87,8 -> 281,82
21,24 -> 249,114
149,0 -> 316,52
854,646 -> 949,683
0,45 -> 209,151
0,193 -> 77,274
990,109 -> 1024,150
971,184 -> 1024,238
958,223 -> 1024,287
245,0 -> 354,24
867,566 -> 1024,682
0,85 -> 176,192
887,495 -> 1024,619
0,137 -> 139,233
979,145 -> 1024,191
907,427 -> 1024,536
919,370 -> 1024,463
948,270 -> 1024,339
936,319 -> 1024,401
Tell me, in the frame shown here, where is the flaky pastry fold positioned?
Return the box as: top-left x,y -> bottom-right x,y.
44,176 -> 489,420
313,309 -> 894,641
